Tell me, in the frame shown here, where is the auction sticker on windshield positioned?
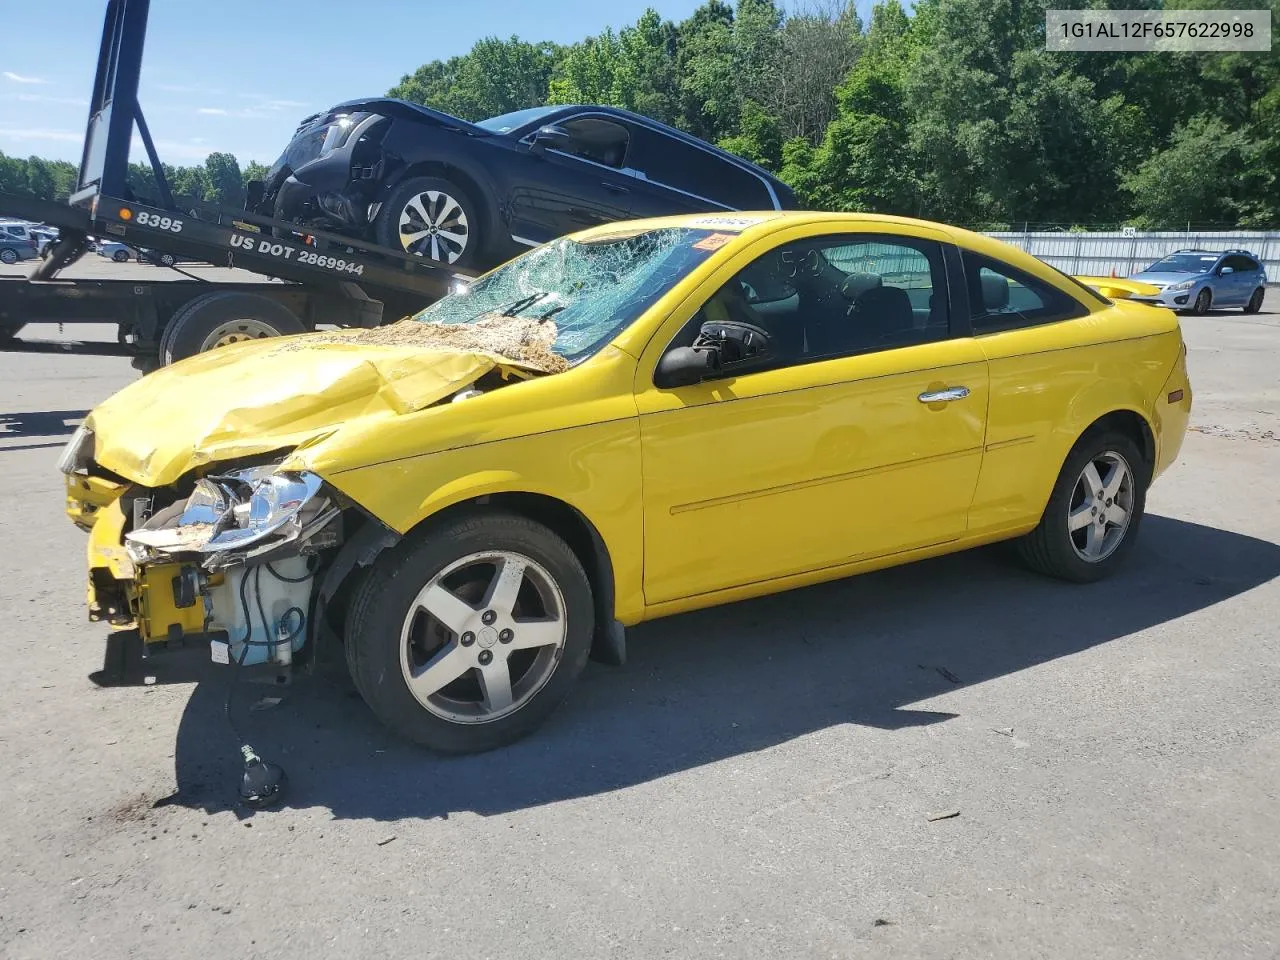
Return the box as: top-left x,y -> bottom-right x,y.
686,215 -> 773,231
693,233 -> 735,251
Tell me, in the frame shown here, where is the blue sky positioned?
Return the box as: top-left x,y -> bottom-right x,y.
0,0 -> 751,167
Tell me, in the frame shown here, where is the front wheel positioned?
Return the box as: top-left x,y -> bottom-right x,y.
111,249 -> 129,263
373,175 -> 481,268
345,512 -> 594,753
1245,288 -> 1264,314
1191,288 -> 1212,315
1016,430 -> 1149,583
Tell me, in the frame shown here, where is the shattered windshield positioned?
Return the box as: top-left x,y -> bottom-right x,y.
411,227 -> 724,363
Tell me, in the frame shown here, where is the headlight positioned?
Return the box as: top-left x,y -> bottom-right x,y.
56,424 -> 94,475
125,466 -> 333,565
1168,279 -> 1195,291
191,467 -> 325,553
319,112 -> 370,158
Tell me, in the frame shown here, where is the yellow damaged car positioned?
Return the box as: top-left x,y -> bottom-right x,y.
62,212 -> 1192,753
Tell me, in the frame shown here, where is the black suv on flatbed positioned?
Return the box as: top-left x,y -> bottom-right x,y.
249,101 -> 797,270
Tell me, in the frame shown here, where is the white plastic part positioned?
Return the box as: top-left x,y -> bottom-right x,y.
207,556 -> 314,667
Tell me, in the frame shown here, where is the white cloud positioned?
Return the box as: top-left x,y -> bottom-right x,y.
196,107 -> 228,116
0,126 -> 81,143
3,71 -> 48,85
15,93 -> 85,106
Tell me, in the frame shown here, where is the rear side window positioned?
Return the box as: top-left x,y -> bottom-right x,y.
1224,254 -> 1259,272
559,117 -> 630,169
632,132 -> 771,209
963,252 -> 1089,332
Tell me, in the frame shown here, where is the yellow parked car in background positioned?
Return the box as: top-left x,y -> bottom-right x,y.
61,211 -> 1192,753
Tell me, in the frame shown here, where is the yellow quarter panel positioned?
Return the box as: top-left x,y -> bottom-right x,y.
969,304 -> 1183,534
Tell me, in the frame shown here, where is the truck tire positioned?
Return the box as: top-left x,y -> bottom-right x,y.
159,291 -> 306,365
374,175 -> 482,268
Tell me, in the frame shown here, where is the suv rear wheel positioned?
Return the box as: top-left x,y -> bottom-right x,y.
374,175 -> 480,268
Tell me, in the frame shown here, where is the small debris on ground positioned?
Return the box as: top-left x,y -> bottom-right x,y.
927,809 -> 961,822
992,727 -> 1015,737
873,918 -> 895,927
936,666 -> 961,684
376,835 -> 397,846
249,696 -> 284,712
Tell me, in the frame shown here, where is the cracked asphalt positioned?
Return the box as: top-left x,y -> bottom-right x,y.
1,264 -> 1278,959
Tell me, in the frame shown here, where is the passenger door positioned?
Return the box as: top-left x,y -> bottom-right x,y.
1217,254 -> 1253,305
635,230 -> 989,604
627,128 -> 776,217
505,114 -> 635,246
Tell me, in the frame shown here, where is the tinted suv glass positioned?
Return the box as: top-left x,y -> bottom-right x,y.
1223,254 -> 1257,272
632,131 -> 771,209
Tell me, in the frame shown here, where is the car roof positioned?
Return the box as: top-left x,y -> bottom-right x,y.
549,104 -> 787,187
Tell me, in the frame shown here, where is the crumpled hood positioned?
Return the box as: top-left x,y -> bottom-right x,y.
87,333 -> 526,487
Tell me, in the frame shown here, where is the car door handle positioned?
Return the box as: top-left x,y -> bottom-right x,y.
600,181 -> 630,194
918,386 -> 970,403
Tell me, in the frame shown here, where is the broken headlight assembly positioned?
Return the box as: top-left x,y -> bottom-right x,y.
125,465 -> 339,569
56,424 -> 95,475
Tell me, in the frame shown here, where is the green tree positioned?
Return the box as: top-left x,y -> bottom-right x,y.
676,0 -> 738,140
1123,115 -> 1272,227
204,152 -> 245,208
391,37 -> 560,120
170,164 -> 210,202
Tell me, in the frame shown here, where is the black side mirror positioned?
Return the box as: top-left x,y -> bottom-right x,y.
655,346 -> 718,388
530,124 -> 573,156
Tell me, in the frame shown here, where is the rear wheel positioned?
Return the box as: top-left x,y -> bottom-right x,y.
345,511 -> 594,753
111,249 -> 129,263
374,175 -> 480,268
159,291 -> 306,365
0,248 -> 18,265
1245,288 -> 1265,314
1191,288 -> 1212,315
1016,430 -> 1149,583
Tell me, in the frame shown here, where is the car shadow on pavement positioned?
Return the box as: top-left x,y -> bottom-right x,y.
139,514 -> 1279,819
0,409 -> 89,438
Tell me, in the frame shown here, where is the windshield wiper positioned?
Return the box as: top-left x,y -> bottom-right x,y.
500,292 -> 550,317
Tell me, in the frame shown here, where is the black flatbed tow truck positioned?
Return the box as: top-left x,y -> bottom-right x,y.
0,0 -> 477,371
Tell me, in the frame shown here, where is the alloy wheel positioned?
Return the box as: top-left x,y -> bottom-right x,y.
399,551 -> 567,723
398,190 -> 469,264
1067,450 -> 1134,563
0,249 -> 17,264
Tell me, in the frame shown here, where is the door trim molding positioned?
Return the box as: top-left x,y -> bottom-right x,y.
670,445 -> 983,515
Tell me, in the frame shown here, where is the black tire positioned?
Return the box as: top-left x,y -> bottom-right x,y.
159,291 -> 306,365
373,175 -> 482,268
157,253 -> 176,267
1191,288 -> 1211,315
1245,288 -> 1265,314
1,248 -> 19,265
111,249 -> 129,263
345,511 -> 595,753
1015,429 -> 1150,583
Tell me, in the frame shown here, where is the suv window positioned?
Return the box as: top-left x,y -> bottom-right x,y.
964,253 -> 1088,332
632,131 -> 771,209
558,117 -> 630,169
664,233 -> 949,378
1223,254 -> 1257,272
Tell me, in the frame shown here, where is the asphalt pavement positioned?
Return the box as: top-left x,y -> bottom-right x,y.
0,288 -> 1278,959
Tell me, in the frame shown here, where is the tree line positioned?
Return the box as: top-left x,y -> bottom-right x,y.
3,0 -> 1277,230
390,0 -> 1279,229
0,150 -> 267,212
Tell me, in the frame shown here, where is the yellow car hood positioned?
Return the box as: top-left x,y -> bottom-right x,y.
87,333 -> 529,487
